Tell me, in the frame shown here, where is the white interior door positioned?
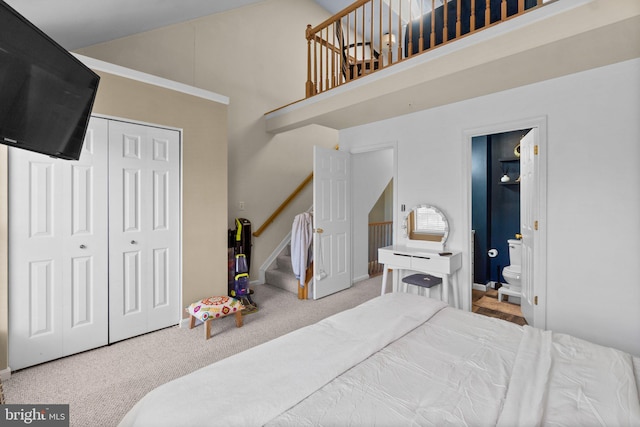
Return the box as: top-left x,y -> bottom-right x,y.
9,117 -> 109,370
313,146 -> 351,299
519,128 -> 537,326
108,121 -> 180,343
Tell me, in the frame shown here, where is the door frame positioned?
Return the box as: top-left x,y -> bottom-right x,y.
461,116 -> 547,329
350,141 -> 398,281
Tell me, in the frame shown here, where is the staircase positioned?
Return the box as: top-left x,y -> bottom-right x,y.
264,244 -> 300,294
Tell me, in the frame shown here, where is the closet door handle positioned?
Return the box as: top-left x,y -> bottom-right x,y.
79,244 -> 87,249
131,240 -> 138,245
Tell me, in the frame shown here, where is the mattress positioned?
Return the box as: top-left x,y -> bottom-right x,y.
119,293 -> 640,426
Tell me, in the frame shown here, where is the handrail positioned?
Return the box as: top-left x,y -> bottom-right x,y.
307,0 -> 371,35
253,145 -> 339,238
305,0 -> 544,98
252,172 -> 313,237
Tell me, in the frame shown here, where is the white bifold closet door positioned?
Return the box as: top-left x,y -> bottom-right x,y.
9,117 -> 181,370
9,117 -> 109,370
107,120 -> 180,343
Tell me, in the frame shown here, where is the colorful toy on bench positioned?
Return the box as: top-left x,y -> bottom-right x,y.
187,296 -> 244,340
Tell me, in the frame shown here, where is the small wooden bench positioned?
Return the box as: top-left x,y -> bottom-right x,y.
186,296 -> 244,340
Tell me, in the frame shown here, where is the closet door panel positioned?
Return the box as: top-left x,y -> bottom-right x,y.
29,162 -> 54,238
109,121 -> 180,343
9,117 -> 109,370
147,131 -> 179,330
62,118 -> 109,356
28,260 -> 57,337
61,117 -> 109,356
122,168 -> 141,232
9,151 -> 63,371
122,250 -> 142,314
109,125 -> 149,342
153,248 -> 169,308
70,256 -> 93,327
71,165 -> 94,235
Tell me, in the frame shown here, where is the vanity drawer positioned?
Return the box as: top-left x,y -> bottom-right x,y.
410,255 -> 451,273
378,250 -> 412,268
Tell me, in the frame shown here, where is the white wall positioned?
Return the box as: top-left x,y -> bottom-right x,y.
77,0 -> 338,279
351,147 -> 394,281
340,58 -> 640,356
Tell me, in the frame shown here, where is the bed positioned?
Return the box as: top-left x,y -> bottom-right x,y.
119,293 -> 640,426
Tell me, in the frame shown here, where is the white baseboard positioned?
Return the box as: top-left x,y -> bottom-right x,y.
486,281 -> 501,289
257,232 -> 291,284
352,274 -> 371,284
179,317 -> 192,328
472,283 -> 487,292
0,367 -> 11,380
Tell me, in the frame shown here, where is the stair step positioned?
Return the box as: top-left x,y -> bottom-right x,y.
276,253 -> 294,273
265,268 -> 300,295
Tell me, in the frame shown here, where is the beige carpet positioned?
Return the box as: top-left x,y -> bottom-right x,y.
4,277 -> 381,427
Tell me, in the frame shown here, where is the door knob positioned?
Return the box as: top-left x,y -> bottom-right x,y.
80,244 -> 87,249
131,240 -> 137,245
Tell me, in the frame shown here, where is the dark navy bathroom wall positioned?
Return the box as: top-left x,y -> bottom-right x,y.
471,136 -> 490,284
472,130 -> 527,285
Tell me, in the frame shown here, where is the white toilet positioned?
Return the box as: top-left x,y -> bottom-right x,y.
498,239 -> 522,303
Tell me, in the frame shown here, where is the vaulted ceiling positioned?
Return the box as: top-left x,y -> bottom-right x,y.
3,0 -> 352,50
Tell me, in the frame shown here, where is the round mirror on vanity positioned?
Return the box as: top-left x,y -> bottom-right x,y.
402,204 -> 449,250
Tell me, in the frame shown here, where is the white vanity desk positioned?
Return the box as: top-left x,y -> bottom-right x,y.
379,245 -> 462,308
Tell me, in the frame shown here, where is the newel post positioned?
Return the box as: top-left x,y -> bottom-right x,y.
305,24 -> 315,98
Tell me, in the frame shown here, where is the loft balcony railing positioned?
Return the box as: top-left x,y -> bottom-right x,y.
368,221 -> 393,276
305,0 -> 545,97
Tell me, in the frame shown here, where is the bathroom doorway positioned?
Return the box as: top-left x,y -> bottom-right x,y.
472,130 -> 527,291
466,119 -> 547,329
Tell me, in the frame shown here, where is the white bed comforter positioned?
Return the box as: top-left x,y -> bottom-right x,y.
119,293 -> 640,427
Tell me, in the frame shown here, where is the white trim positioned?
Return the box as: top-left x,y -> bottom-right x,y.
73,53 -> 230,105
92,113 -> 182,133
179,124 -> 184,325
92,114 -> 185,327
353,274 -> 371,283
179,317 -> 192,329
0,367 -> 11,381
462,116 -> 547,329
258,230 -> 292,285
472,283 -> 488,292
486,281 -> 500,289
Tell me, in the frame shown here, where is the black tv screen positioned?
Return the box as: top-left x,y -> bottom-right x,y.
0,0 -> 99,160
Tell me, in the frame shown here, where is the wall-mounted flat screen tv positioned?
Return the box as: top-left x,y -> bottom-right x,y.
0,0 -> 99,160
